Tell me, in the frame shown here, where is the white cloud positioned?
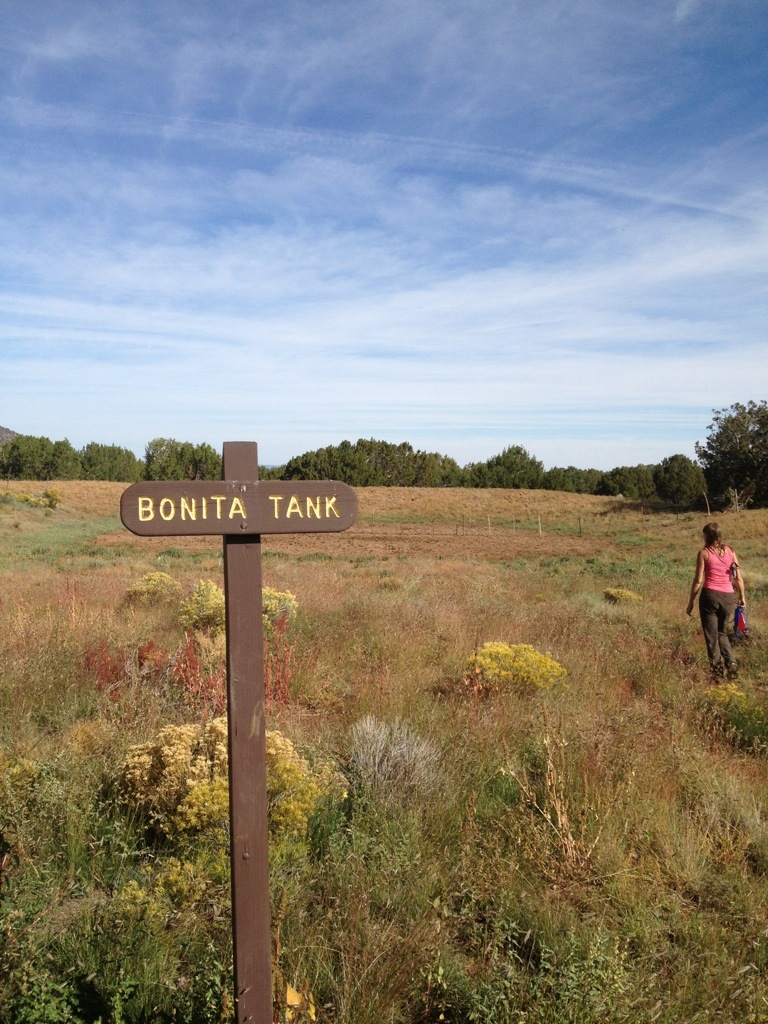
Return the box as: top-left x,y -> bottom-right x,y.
1,0 -> 767,470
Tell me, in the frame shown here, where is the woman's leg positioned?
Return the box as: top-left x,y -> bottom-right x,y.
699,590 -> 723,673
716,594 -> 737,673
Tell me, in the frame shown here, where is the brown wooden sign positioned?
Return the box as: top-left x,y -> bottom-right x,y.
120,444 -> 357,1024
120,479 -> 357,536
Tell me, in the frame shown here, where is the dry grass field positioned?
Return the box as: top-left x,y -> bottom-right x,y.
2,481 -> 768,1023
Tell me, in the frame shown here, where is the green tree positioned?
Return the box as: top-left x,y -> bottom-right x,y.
80,443 -> 143,481
282,440 -> 355,482
0,435 -> 55,479
144,438 -> 191,480
414,452 -> 465,486
190,442 -> 221,481
280,438 -> 461,486
465,445 -> 544,489
596,465 -> 657,501
0,436 -> 81,479
144,439 -> 222,481
695,401 -> 768,505
542,466 -> 603,494
653,454 -> 707,509
50,439 -> 82,480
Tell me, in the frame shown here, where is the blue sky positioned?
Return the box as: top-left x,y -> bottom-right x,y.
1,0 -> 766,470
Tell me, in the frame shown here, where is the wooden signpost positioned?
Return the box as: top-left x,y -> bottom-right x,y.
121,443 -> 357,1024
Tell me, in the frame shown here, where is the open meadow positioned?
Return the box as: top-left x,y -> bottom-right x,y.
2,482 -> 768,1023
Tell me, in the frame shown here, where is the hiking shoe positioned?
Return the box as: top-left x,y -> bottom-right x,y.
710,662 -> 725,680
726,664 -> 739,680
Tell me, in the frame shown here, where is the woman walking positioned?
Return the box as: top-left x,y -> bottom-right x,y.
687,522 -> 746,679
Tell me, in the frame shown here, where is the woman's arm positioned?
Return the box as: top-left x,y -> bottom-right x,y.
686,549 -> 706,616
732,551 -> 746,606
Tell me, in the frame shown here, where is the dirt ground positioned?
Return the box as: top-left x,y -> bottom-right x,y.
15,480 -> 642,561
7,479 -> 761,563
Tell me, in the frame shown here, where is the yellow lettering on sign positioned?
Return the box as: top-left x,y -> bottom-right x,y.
159,498 -> 175,521
325,496 -> 339,518
306,496 -> 321,518
269,495 -> 284,517
229,496 -> 246,519
181,497 -> 196,520
138,497 -> 154,521
211,496 -> 226,518
202,497 -> 208,519
286,496 -> 303,518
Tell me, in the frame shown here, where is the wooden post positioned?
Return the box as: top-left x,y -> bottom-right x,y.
120,449 -> 358,1024
222,442 -> 272,1024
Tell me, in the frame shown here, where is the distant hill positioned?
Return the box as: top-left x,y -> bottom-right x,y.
0,427 -> 19,446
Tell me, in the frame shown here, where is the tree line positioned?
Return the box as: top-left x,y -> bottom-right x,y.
0,436 -> 219,484
280,441 -> 709,507
2,401 -> 766,507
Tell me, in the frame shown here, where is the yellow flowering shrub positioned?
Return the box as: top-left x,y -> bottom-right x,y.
700,684 -> 768,751
111,877 -> 166,928
705,682 -> 747,707
154,856 -> 211,906
263,586 -> 298,638
171,777 -> 229,840
0,752 -> 39,798
180,580 -> 225,633
124,571 -> 182,605
115,719 -> 228,828
179,580 -> 298,637
466,642 -> 567,695
266,731 -> 324,838
112,854 -> 229,929
11,489 -> 61,509
603,588 -> 643,604
0,753 -> 40,851
116,717 -> 339,841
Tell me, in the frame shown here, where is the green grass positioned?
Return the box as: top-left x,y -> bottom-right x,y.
2,490 -> 768,1022
0,513 -> 122,569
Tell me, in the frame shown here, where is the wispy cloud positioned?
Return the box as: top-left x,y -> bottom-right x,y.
1,0 -> 767,468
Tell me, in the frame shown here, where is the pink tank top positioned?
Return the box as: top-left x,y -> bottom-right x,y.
703,546 -> 734,593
